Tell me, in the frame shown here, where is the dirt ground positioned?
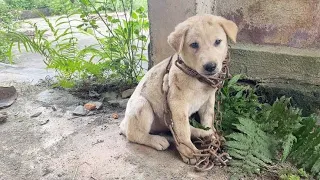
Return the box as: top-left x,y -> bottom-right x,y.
0,83 -> 230,180
0,16 -> 230,180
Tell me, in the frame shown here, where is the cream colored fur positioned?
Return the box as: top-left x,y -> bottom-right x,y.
120,14 -> 238,164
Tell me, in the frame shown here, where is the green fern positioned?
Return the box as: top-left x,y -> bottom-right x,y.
289,115 -> 320,177
257,97 -> 303,138
218,74 -> 261,135
220,75 -> 320,178
281,134 -> 297,162
226,118 -> 274,176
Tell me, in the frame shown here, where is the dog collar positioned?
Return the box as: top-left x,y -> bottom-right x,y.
166,53 -> 232,89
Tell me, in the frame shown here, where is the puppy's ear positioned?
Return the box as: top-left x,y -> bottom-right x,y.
167,22 -> 189,53
218,17 -> 238,43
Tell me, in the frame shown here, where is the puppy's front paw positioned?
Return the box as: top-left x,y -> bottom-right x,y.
150,136 -> 170,151
177,143 -> 199,165
191,128 -> 214,139
180,154 -> 198,165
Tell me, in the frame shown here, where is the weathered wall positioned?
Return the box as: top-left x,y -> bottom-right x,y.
148,0 -> 194,66
148,0 -> 217,65
213,0 -> 320,86
230,44 -> 320,85
216,0 -> 320,49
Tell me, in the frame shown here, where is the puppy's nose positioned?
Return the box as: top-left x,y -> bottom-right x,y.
203,62 -> 217,72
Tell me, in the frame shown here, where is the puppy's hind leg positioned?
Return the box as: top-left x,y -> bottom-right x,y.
125,96 -> 170,151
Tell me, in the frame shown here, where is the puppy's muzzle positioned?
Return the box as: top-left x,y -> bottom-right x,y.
203,62 -> 217,74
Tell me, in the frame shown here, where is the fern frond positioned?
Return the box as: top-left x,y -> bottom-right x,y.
281,134 -> 297,162
311,158 -> 320,176
285,115 -> 320,176
226,118 -> 274,175
258,96 -> 303,138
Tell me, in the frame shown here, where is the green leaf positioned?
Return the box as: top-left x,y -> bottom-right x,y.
227,74 -> 242,87
7,43 -> 14,64
107,15 -> 113,22
131,11 -> 138,19
79,0 -> 89,6
189,118 -> 210,130
281,134 -> 297,162
111,19 -> 120,23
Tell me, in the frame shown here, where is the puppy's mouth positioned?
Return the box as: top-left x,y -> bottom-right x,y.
203,70 -> 219,76
204,72 -> 215,76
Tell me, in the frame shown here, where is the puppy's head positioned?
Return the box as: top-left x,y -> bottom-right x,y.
168,14 -> 238,75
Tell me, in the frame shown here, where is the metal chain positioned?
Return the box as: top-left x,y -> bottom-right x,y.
163,52 -> 232,171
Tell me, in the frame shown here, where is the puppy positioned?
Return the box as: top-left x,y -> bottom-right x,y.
120,14 -> 238,164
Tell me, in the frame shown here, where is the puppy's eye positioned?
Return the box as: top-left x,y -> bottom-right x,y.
190,42 -> 199,49
214,39 -> 222,46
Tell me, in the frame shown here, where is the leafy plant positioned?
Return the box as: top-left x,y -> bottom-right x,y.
0,1 -> 20,62
226,117 -> 274,176
279,168 -> 308,180
280,174 -> 301,180
2,0 -> 148,87
90,0 -> 147,12
77,0 -> 149,85
217,74 -> 261,135
48,0 -> 80,15
3,0 -> 48,10
218,75 -> 320,179
290,116 -> 320,177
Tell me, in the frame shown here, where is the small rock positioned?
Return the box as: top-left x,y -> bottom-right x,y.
93,102 -> 103,110
30,112 -> 42,118
42,167 -> 52,176
102,91 -> 118,101
0,86 -> 18,108
51,105 -> 57,111
36,89 -> 81,107
18,117 -> 24,122
108,99 -> 129,109
0,112 -> 8,123
112,113 -> 119,119
73,106 -> 88,116
84,103 -> 96,111
121,88 -> 135,99
39,119 -> 49,125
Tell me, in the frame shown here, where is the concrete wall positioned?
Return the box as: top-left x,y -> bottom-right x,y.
148,0 -> 217,65
213,0 -> 320,87
216,0 -> 320,49
148,0 -> 194,66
